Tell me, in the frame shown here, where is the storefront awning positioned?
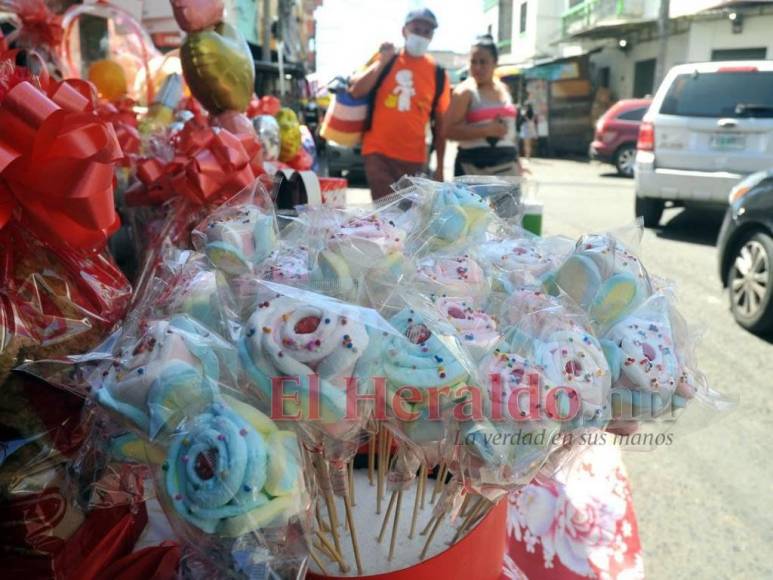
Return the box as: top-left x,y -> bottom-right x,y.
495,65 -> 522,79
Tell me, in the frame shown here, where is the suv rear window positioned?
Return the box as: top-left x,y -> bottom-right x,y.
660,71 -> 773,118
617,107 -> 647,121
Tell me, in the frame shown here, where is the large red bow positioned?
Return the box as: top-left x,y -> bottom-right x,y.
126,123 -> 261,207
0,80 -> 123,249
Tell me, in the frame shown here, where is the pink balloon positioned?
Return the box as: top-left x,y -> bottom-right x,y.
171,0 -> 224,32
214,110 -> 258,138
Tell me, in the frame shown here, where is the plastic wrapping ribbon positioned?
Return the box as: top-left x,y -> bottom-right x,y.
96,98 -> 140,164
1,0 -> 64,49
0,80 -> 122,250
126,123 -> 261,207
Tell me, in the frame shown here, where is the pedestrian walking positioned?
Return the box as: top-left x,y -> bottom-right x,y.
348,8 -> 451,200
444,34 -> 527,177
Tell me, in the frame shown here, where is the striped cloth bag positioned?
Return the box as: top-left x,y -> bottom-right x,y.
320,90 -> 369,147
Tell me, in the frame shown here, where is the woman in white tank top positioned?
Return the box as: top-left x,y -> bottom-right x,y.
444,35 -> 528,177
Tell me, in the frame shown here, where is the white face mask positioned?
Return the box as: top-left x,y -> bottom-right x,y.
405,33 -> 431,57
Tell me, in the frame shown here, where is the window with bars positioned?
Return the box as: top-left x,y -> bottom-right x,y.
498,0 -> 513,45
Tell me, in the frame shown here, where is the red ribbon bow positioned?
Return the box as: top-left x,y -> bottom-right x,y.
0,80 -> 123,250
126,123 -> 261,207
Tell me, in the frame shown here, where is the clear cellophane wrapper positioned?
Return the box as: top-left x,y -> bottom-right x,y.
542,225 -> 736,441
444,287 -> 613,499
0,223 -> 132,385
84,304 -> 313,577
237,281 -> 401,495
472,227 -> 575,293
452,174 -> 527,222
191,182 -> 279,279
390,176 -> 496,257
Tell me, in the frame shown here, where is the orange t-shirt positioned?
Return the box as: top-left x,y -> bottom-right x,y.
362,52 -> 451,164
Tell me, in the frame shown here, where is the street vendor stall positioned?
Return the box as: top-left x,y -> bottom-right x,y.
0,2 -> 733,580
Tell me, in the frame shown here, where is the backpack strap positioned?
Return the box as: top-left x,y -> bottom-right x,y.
362,54 -> 398,133
429,64 -> 446,153
430,63 -> 445,121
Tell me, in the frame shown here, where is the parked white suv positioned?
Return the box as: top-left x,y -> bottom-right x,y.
635,61 -> 773,227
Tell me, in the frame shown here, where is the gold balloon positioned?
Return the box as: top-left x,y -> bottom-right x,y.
88,59 -> 128,102
181,22 -> 255,114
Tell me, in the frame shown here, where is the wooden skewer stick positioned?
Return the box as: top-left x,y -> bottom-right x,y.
420,511 -> 446,560
368,434 -> 376,486
315,501 -> 329,533
388,490 -> 404,561
312,539 -> 331,559
419,463 -> 428,511
451,498 -> 485,544
348,460 -> 356,507
376,424 -> 385,514
458,494 -> 472,518
377,490 -> 398,543
343,490 -> 364,575
468,501 -> 494,531
315,530 -> 349,573
409,466 -> 426,539
309,546 -> 330,576
419,513 -> 437,536
315,454 -> 342,557
323,488 -> 342,556
431,462 -> 447,504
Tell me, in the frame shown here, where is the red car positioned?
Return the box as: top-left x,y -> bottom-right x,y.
590,98 -> 652,177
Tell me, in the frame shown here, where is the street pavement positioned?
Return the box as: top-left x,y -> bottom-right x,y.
347,157 -> 772,579
527,158 -> 773,580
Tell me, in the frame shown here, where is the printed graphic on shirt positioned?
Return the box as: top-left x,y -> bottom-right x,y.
391,69 -> 415,112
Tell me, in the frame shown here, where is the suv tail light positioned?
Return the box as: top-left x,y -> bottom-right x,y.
637,122 -> 654,151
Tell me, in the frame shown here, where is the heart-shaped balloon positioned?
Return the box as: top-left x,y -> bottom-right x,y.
181,22 -> 255,114
171,0 -> 224,32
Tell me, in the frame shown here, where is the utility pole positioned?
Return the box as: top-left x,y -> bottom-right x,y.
654,0 -> 670,91
262,0 -> 272,62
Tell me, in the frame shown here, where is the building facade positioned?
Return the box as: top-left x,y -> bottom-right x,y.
483,0 -> 565,66
561,0 -> 773,100
487,0 -> 773,99
94,0 -> 320,70
483,0 -> 773,153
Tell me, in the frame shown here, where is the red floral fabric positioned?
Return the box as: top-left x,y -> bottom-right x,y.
501,444 -> 644,580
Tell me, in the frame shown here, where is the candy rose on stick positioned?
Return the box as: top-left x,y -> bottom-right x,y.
92,312 -> 309,575
475,234 -> 574,292
433,297 -> 500,362
192,198 -> 278,276
322,212 -> 406,279
548,231 -> 653,333
382,308 -> 470,453
411,253 -> 491,304
406,179 -> 492,252
602,293 -> 701,420
456,327 -> 561,496
239,282 -> 393,575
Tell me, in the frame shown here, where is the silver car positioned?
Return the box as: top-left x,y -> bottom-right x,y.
635,61 -> 773,227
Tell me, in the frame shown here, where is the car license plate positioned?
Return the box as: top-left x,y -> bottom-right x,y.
710,133 -> 746,151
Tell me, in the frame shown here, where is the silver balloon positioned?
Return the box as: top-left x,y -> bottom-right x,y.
253,114 -> 281,161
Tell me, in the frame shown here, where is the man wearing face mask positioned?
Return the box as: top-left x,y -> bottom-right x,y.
349,8 -> 450,200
